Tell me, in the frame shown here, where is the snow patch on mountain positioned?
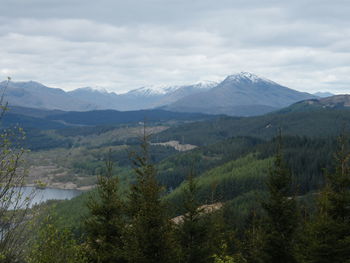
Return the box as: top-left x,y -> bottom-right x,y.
125,81 -> 218,97
191,80 -> 218,89
126,85 -> 181,96
71,87 -> 112,94
225,72 -> 276,85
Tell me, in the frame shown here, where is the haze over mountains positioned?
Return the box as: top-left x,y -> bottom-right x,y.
0,72 -> 327,116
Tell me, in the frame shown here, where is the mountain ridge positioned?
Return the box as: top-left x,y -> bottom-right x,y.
1,73 -> 319,115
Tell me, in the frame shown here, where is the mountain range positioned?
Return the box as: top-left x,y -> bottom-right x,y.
0,72 -> 323,116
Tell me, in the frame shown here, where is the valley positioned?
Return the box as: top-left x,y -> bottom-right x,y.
14,92 -> 350,194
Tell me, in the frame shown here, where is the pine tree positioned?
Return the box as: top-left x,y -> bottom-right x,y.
84,154 -> 126,263
125,132 -> 175,263
304,134 -> 350,263
261,134 -> 299,263
176,174 -> 214,263
240,210 -> 264,263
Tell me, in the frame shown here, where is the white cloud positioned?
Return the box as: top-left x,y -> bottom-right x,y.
0,0 -> 350,94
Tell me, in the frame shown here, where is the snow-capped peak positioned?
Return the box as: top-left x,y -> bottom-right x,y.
126,85 -> 182,96
225,72 -> 275,84
124,80 -> 218,97
72,87 -> 111,94
192,80 -> 218,89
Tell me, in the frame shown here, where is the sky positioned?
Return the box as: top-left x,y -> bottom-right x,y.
0,0 -> 350,94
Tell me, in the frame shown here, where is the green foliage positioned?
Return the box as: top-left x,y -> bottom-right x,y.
125,136 -> 176,263
213,255 -> 236,263
222,191 -> 266,232
157,136 -> 261,190
261,137 -> 299,263
26,213 -> 86,263
213,243 -> 243,263
157,108 -> 350,146
240,227 -> 264,263
324,135 -> 350,221
176,175 -> 215,263
84,155 -> 126,263
257,136 -> 335,193
20,128 -> 73,151
53,193 -> 90,234
167,154 -> 272,209
0,129 -> 32,262
302,135 -> 350,263
56,125 -> 119,137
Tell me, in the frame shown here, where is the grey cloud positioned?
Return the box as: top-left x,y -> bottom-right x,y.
0,0 -> 350,94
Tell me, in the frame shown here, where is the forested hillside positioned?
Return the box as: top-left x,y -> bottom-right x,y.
156,108 -> 350,145
2,97 -> 350,262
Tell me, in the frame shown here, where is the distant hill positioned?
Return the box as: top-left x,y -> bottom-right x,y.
313,91 -> 334,98
2,113 -> 67,130
46,109 -> 215,126
164,72 -> 316,116
278,94 -> 350,113
0,106 -> 215,130
156,95 -> 350,146
8,106 -> 64,118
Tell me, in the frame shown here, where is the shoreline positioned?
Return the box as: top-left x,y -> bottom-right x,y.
25,183 -> 95,192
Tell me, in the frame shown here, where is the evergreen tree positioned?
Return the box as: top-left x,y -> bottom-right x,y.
212,243 -> 236,263
176,174 -> 214,263
304,134 -> 350,263
261,134 -> 299,263
84,154 -> 126,263
239,210 -> 264,263
125,132 -> 175,263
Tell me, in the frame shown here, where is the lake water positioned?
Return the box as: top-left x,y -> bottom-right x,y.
17,187 -> 82,207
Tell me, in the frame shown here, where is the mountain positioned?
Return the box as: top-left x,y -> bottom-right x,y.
164,72 -> 316,116
313,91 -> 334,98
0,81 -> 98,111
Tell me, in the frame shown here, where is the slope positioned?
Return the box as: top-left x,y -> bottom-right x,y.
157,104 -> 350,146
0,81 -> 98,111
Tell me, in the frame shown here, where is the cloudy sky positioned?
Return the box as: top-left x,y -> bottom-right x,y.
1,0 -> 350,93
